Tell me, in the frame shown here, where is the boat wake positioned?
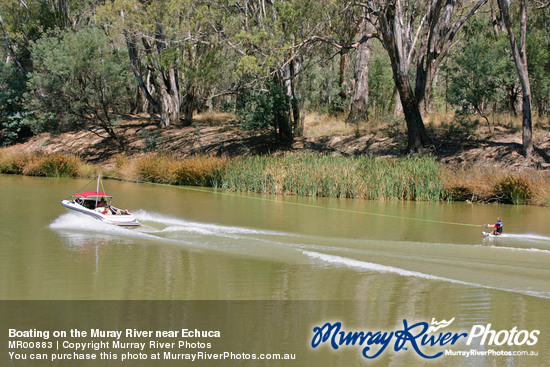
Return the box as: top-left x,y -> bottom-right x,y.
50,210 -> 550,299
133,210 -> 289,237
502,233 -> 550,242
300,250 -> 550,299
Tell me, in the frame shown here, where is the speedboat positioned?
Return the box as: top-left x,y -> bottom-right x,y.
61,176 -> 140,227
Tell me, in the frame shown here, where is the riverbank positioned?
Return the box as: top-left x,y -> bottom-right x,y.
1,113 -> 550,206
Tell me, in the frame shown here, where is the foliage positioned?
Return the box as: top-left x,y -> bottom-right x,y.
140,130 -> 162,153
442,115 -> 479,140
26,27 -> 133,137
0,1 -> 549,156
0,147 -> 30,173
368,41 -> 395,116
0,0 -> 73,70
170,157 -> 228,187
0,62 -> 31,145
22,153 -> 82,177
527,14 -> 550,116
236,80 -> 290,136
445,20 -> 514,121
3,147 -> 550,206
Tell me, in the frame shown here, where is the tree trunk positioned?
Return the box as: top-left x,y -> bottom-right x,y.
520,93 -> 533,157
347,18 -> 372,125
337,49 -> 349,109
124,32 -> 160,113
156,68 -> 181,128
182,85 -> 194,126
395,75 -> 430,152
378,1 -> 430,152
287,58 -> 303,135
498,0 -> 533,158
132,85 -> 150,114
140,32 -> 181,128
489,0 -> 502,36
393,89 -> 403,116
507,83 -> 518,117
281,60 -> 300,139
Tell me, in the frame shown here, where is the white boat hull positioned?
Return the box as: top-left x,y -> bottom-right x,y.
61,200 -> 140,227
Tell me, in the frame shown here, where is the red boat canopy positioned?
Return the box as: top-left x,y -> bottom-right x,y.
74,192 -> 112,198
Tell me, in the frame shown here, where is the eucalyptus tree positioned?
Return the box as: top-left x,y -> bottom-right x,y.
219,0 -> 329,140
0,59 -> 30,145
347,14 -> 374,124
354,0 -> 488,152
527,7 -> 550,117
0,0 -> 67,72
0,0 -> 87,145
98,0 -> 218,127
496,0 -> 533,158
446,30 -> 511,132
26,28 -> 134,148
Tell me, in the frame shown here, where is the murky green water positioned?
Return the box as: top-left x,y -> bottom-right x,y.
1,174 -> 549,366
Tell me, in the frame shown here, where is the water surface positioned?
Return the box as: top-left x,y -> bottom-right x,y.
1,175 -> 548,365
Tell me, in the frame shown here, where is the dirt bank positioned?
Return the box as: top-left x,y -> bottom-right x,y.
14,113 -> 550,171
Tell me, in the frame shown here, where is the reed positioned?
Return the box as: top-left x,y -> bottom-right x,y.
221,153 -> 445,201
2,146 -> 548,206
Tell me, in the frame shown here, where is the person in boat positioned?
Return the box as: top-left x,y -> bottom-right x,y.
99,197 -> 131,215
485,217 -> 503,236
114,208 -> 131,215
98,198 -> 113,215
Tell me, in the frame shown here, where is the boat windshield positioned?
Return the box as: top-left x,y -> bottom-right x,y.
74,193 -> 112,210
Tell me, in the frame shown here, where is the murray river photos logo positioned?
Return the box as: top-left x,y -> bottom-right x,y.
310,318 -> 540,359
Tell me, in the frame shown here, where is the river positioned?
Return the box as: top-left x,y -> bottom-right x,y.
1,174 -> 549,366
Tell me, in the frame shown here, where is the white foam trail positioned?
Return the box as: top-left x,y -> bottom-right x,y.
134,210 -> 288,236
50,212 -> 550,299
481,232 -> 550,253
51,213 -> 118,232
482,244 -> 550,254
503,233 -> 550,242
303,250 -> 458,282
301,250 -> 550,299
50,212 -> 197,247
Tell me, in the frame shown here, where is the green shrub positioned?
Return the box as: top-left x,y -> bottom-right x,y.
236,79 -> 292,140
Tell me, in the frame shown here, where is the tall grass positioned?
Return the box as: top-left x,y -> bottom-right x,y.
135,154 -> 228,187
2,146 -> 549,206
442,165 -> 550,205
0,147 -> 95,177
221,153 -> 445,201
